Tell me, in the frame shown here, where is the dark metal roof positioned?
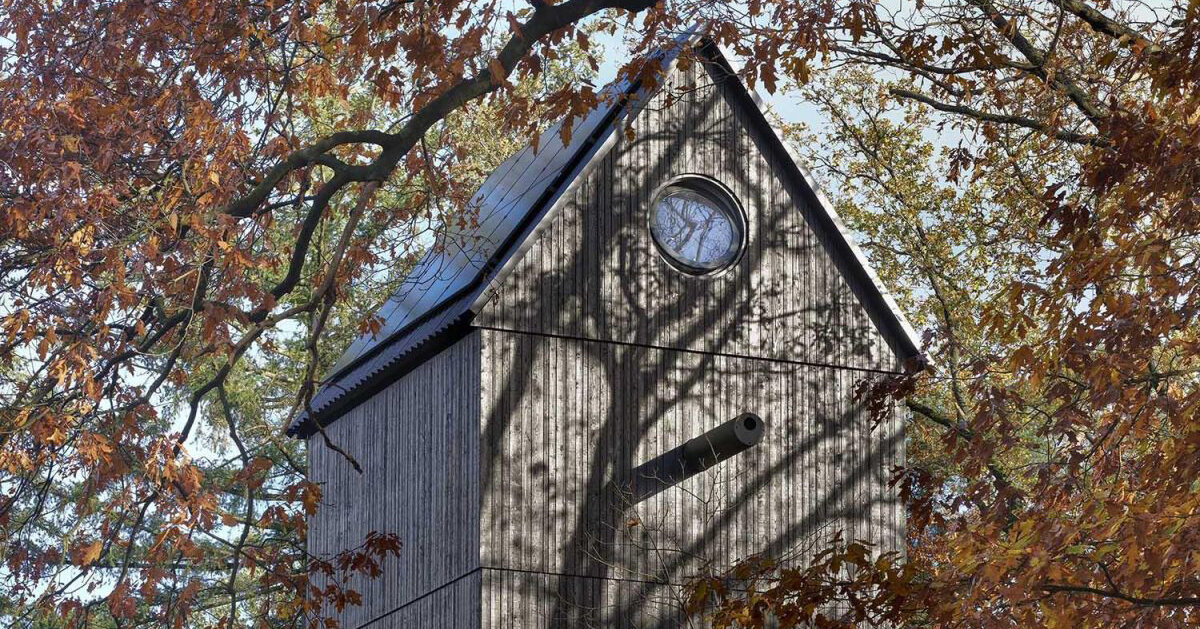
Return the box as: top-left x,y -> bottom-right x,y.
287,34 -> 923,438
287,35 -> 693,436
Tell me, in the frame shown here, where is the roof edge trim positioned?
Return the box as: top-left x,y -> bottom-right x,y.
695,41 -> 924,368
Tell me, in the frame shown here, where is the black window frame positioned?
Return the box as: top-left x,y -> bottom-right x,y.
647,175 -> 748,277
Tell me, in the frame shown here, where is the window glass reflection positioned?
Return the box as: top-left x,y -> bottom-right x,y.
650,184 -> 742,273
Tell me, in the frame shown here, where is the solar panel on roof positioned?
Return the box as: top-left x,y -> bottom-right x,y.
325,80 -> 634,379
289,30 -> 787,436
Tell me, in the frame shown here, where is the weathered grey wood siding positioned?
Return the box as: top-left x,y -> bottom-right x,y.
472,56 -> 907,626
476,57 -> 905,374
359,572 -> 482,627
480,567 -> 692,626
477,331 -> 903,626
308,51 -> 909,628
307,332 -> 481,628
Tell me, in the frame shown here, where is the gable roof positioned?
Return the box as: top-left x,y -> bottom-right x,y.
287,35 -> 922,437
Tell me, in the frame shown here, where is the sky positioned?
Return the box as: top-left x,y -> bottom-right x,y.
0,14 -> 960,618
591,27 -> 827,129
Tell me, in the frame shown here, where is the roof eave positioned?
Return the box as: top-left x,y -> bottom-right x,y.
694,40 -> 925,371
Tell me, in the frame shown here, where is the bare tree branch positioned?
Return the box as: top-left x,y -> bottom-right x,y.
890,87 -> 1108,146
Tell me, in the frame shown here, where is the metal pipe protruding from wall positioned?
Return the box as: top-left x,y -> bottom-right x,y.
681,412 -> 765,474
620,412 -> 767,505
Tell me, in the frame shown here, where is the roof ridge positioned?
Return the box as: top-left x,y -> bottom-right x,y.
287,32 -> 924,437
288,33 -> 695,435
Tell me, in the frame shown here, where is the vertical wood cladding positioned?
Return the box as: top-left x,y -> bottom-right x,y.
477,330 -> 904,626
307,332 -> 481,628
469,56 -> 908,626
476,57 -> 904,374
307,49 -> 909,628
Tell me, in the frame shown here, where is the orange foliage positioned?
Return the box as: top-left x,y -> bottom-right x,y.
2,0 -> 1197,626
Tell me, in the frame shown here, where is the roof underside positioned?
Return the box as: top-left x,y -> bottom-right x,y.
287,36 -> 921,437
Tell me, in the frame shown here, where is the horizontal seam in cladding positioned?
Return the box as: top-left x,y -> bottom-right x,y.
472,324 -> 906,376
479,564 -> 695,589
324,46 -> 669,394
356,563 -> 767,628
290,318 -> 474,436
355,565 -> 483,628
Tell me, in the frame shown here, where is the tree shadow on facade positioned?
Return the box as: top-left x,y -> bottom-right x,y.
474,56 -> 904,627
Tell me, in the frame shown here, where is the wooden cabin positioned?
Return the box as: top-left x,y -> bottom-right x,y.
289,35 -> 922,628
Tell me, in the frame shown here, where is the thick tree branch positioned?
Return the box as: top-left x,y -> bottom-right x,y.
906,399 -> 1017,498
221,0 -> 658,228
907,399 -> 974,440
890,87 -> 1108,146
1041,583 -> 1200,607
1049,0 -> 1165,56
220,130 -> 396,218
965,0 -> 1109,126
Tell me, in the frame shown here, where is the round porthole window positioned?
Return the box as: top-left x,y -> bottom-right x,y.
648,177 -> 746,275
